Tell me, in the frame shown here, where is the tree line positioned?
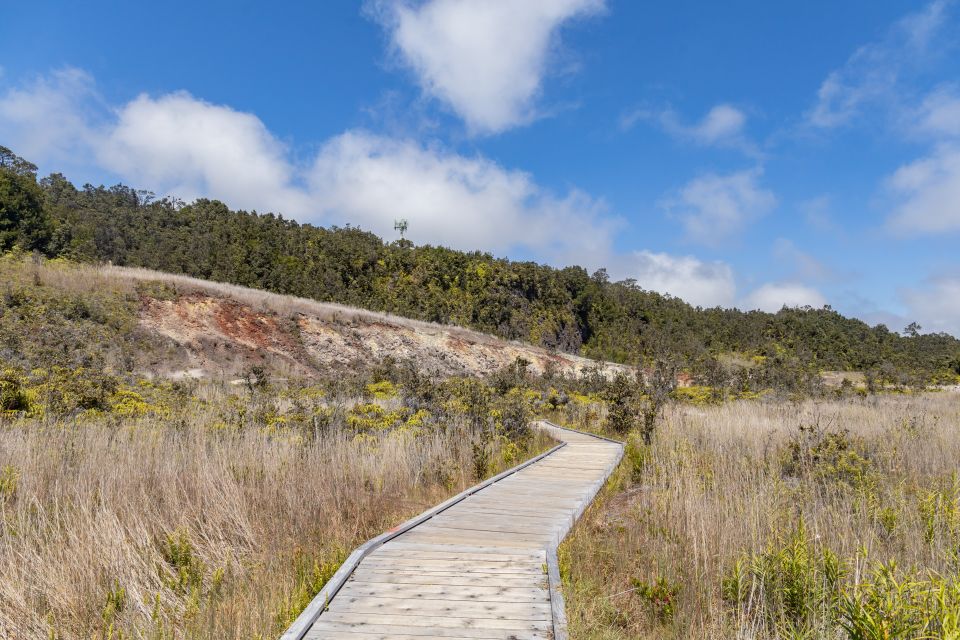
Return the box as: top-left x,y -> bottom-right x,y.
2,145 -> 958,384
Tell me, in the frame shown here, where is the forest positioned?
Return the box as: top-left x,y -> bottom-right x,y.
3,145 -> 959,385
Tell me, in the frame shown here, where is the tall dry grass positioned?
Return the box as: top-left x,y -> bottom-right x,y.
0,382 -> 533,640
561,393 -> 960,639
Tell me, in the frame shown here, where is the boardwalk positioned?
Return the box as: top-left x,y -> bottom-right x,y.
286,422 -> 623,640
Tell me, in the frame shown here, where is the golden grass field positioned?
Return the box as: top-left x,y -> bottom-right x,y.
561,393 -> 960,639
0,383 -> 549,640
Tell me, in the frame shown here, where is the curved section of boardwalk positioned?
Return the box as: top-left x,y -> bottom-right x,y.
298,423 -> 623,640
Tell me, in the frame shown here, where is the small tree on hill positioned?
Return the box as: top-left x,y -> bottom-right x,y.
604,371 -> 636,436
638,358 -> 679,445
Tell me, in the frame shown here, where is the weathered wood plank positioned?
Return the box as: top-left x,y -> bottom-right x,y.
358,559 -> 544,574
348,572 -> 544,588
290,421 -> 624,640
330,595 -> 552,618
337,582 -> 548,601
314,610 -> 552,631
306,620 -> 550,639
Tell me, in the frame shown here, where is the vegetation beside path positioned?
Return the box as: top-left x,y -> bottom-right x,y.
0,254 -> 561,639
559,394 -> 960,639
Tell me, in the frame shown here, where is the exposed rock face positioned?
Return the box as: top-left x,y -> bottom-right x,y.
128,269 -> 626,380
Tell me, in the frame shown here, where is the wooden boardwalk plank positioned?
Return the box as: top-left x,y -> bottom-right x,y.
293,422 -> 623,639
306,620 -> 549,639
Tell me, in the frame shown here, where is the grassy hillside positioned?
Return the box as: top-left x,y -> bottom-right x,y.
2,145 -> 957,385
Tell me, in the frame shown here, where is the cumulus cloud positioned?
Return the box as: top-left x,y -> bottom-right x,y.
743,282 -> 827,312
368,0 -> 604,134
0,67 -> 101,170
807,2 -> 960,237
1,69 -> 615,255
688,104 -> 747,144
609,251 -> 736,308
306,133 -> 744,306
307,130 -> 617,255
662,168 -> 776,245
97,92 -> 313,216
902,275 -> 960,336
886,144 -> 960,233
807,0 -> 952,128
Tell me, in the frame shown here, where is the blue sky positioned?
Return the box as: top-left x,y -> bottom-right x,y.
2,1 -> 959,334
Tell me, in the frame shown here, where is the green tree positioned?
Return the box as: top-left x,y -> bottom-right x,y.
0,146 -> 50,252
638,358 -> 678,444
604,372 -> 636,436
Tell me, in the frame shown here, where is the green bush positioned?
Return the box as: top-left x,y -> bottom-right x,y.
630,575 -> 681,623
0,367 -> 31,413
724,522 -> 960,638
0,465 -> 18,503
782,424 -> 873,487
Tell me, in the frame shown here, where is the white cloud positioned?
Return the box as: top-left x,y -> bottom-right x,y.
611,251 -> 736,308
743,282 -> 827,312
623,103 -> 755,153
664,104 -> 747,145
690,104 -> 747,144
0,70 -> 615,255
0,67 -> 101,169
369,0 -> 604,134
886,144 -> 960,233
307,130 -> 617,256
913,85 -> 960,136
662,168 -> 776,245
807,0 -> 951,128
97,92 -> 313,216
902,276 -> 960,336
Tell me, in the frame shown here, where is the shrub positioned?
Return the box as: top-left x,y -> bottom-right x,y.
160,529 -> 206,595
0,367 -> 31,413
727,521 -> 844,634
781,424 -> 872,487
0,464 -> 18,503
604,372 -> 636,436
364,380 -> 397,400
492,388 -> 531,440
631,575 -> 681,623
838,562 -> 960,639
671,385 -> 723,405
39,366 -> 120,414
471,437 -> 491,481
274,547 -> 346,629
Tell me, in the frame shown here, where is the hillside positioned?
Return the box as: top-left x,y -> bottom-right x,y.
0,254 -> 625,384
2,146 -> 959,385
